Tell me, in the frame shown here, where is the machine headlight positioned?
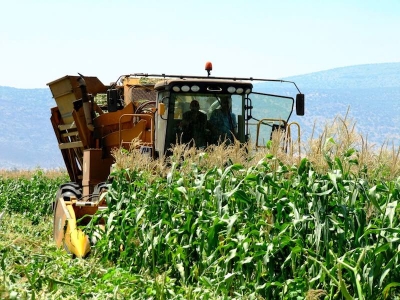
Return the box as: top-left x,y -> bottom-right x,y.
172,86 -> 181,92
181,85 -> 190,92
245,88 -> 252,94
191,85 -> 200,92
227,86 -> 236,93
236,88 -> 244,94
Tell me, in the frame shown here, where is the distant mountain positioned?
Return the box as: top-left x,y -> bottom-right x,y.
1,63 -> 399,169
284,63 -> 400,145
0,87 -> 61,169
288,62 -> 400,89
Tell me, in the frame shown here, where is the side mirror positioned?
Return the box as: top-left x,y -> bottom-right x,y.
158,103 -> 165,116
296,94 -> 305,116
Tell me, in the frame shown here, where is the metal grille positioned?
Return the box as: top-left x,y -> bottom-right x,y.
131,87 -> 157,102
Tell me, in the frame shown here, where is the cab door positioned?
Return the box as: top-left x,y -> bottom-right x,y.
245,93 -> 295,147
155,91 -> 170,156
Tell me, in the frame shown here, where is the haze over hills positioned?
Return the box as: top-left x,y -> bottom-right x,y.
0,63 -> 399,170
289,62 -> 400,89
0,87 -> 58,169
286,62 -> 400,144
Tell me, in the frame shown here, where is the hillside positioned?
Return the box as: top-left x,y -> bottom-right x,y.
0,62 -> 399,169
288,62 -> 400,89
0,87 -> 61,169
285,63 -> 400,144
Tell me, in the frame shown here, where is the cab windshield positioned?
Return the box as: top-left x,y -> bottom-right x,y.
165,92 -> 243,149
161,91 -> 295,151
171,93 -> 242,120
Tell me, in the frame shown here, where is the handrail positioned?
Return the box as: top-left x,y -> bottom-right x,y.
255,118 -> 287,148
287,122 -> 301,158
255,119 -> 302,159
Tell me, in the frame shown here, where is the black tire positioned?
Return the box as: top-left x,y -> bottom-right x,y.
91,182 -> 109,201
59,182 -> 82,200
52,182 -> 82,212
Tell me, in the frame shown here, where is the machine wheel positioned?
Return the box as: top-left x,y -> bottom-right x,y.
58,182 -> 82,200
59,182 -> 80,189
52,182 -> 82,212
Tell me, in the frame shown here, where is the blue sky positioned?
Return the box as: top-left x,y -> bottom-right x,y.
1,0 -> 399,88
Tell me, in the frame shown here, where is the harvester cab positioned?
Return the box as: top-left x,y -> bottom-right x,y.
152,75 -> 304,155
47,63 -> 305,257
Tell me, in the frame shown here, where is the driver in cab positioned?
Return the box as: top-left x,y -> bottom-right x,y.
180,100 -> 208,148
209,96 -> 237,144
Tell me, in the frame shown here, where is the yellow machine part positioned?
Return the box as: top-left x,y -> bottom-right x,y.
64,205 -> 91,258
53,197 -> 91,258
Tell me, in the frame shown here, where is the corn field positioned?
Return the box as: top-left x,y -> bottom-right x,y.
1,116 -> 400,299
